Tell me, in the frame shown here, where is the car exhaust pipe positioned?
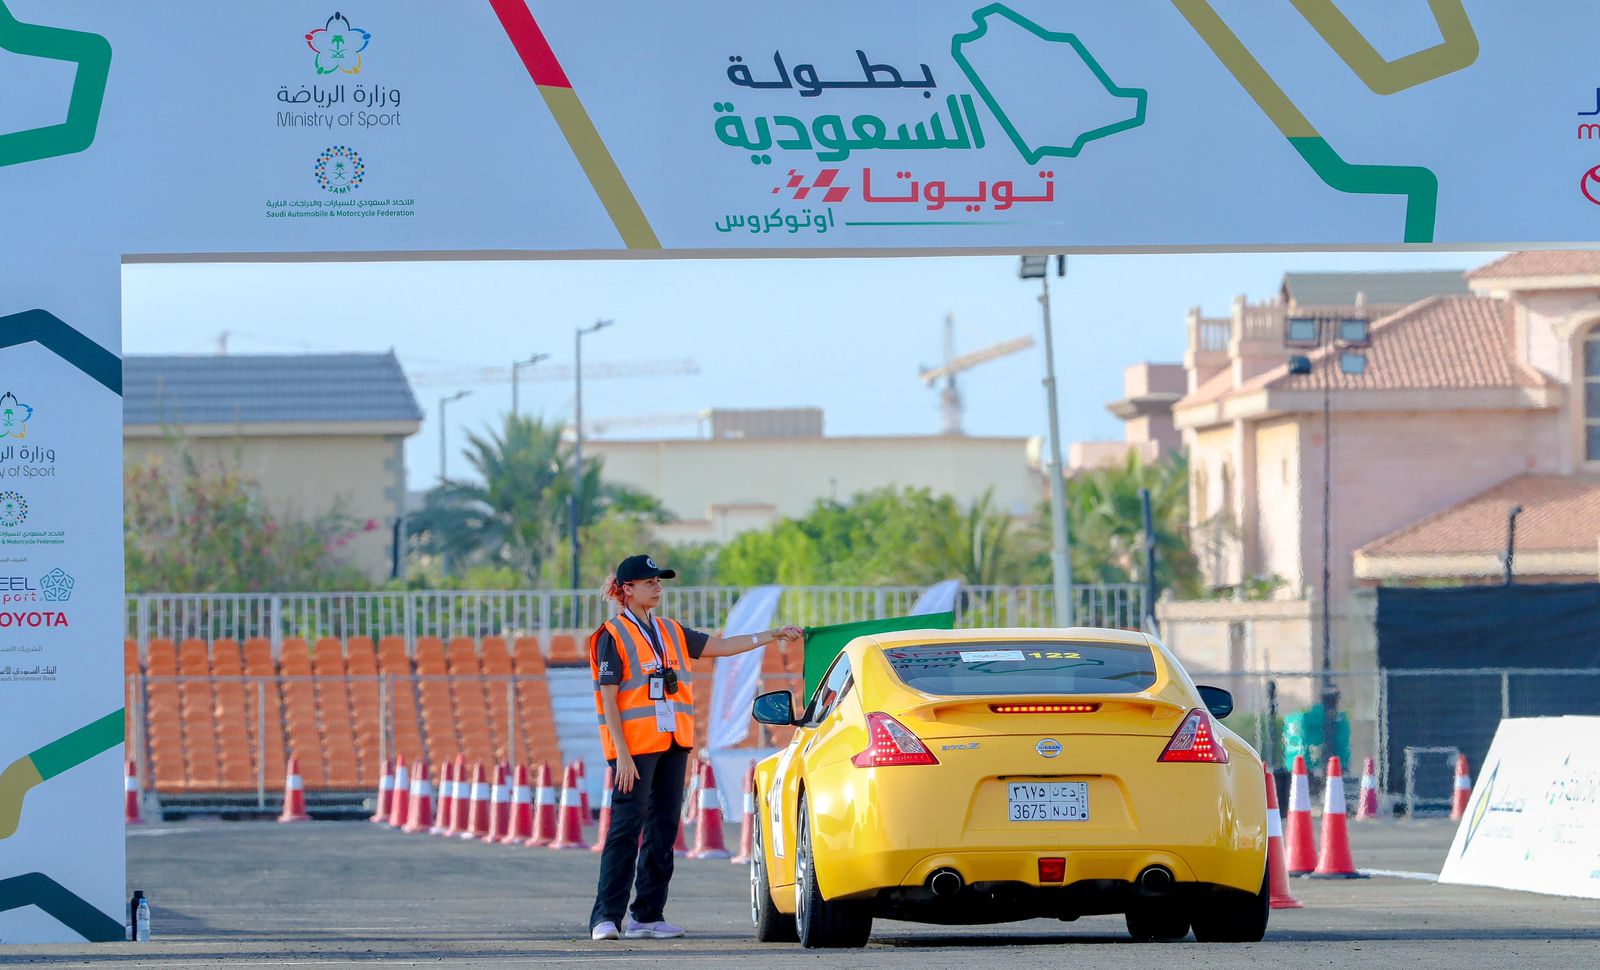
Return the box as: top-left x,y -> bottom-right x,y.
928,868 -> 964,898
1137,866 -> 1174,894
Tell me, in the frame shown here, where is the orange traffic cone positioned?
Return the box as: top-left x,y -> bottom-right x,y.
124,759 -> 144,825
689,760 -> 732,859
460,762 -> 491,839
590,766 -> 614,854
402,760 -> 435,833
730,760 -> 756,864
369,757 -> 394,823
501,763 -> 534,844
1285,755 -> 1316,876
1449,753 -> 1473,820
277,756 -> 311,823
1355,756 -> 1380,820
431,760 -> 456,835
484,764 -> 511,843
576,759 -> 591,821
550,763 -> 590,850
387,754 -> 411,828
1263,764 -> 1302,908
1310,757 -> 1364,878
447,754 -> 470,836
527,761 -> 558,847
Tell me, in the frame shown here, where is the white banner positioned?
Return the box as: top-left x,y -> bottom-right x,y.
1439,716 -> 1600,900
706,585 -> 784,750
912,578 -> 961,615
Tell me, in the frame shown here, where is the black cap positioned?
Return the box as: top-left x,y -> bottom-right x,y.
616,554 -> 676,583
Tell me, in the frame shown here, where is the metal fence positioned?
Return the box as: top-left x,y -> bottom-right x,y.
124,584 -> 1148,655
1201,668 -> 1600,814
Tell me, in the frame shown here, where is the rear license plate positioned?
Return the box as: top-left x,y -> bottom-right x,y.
1007,781 -> 1089,822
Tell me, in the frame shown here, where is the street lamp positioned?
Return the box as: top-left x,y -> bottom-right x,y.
572,319 -> 614,592
438,390 -> 471,485
1020,254 -> 1075,627
1504,504 -> 1524,586
1286,317 -> 1367,769
511,352 -> 550,416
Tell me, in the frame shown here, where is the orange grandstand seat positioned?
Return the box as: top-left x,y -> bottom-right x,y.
447,637 -> 496,764
548,633 -> 582,666
124,640 -> 140,676
510,638 -> 561,770
209,639 -> 256,790
345,637 -> 381,786
313,639 -> 361,789
375,637 -> 425,768
146,639 -> 177,675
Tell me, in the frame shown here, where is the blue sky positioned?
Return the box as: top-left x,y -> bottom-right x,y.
120,250 -> 1499,489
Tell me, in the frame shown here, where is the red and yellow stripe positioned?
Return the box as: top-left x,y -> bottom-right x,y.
489,0 -> 660,249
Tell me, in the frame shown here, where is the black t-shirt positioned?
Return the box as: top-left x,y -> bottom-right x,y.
593,612 -> 709,686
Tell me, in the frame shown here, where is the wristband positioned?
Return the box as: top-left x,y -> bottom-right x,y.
750,634 -> 759,645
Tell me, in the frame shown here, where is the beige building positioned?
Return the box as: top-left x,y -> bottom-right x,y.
586,416 -> 1039,545
124,353 -> 423,580
1070,362 -> 1186,473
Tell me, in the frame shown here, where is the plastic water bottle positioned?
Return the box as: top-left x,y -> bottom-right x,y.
134,895 -> 151,942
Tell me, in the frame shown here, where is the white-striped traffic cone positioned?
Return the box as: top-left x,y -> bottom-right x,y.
369,757 -> 393,823
124,759 -> 144,825
277,756 -> 311,823
730,760 -> 756,864
1355,756 -> 1380,820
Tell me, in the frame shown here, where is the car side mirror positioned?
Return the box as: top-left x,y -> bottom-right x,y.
1196,685 -> 1234,720
752,689 -> 797,726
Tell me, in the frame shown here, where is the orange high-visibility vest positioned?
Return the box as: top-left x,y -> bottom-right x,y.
588,611 -> 695,760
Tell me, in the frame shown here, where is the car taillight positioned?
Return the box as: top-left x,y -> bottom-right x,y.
1038,857 -> 1066,882
990,703 -> 1100,714
851,712 -> 939,767
1157,708 -> 1229,764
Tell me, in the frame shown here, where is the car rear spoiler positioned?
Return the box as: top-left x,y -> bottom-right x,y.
899,693 -> 1192,725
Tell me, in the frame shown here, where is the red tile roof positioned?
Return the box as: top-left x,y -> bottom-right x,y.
1360,475 -> 1600,557
1468,250 -> 1600,280
1175,296 -> 1554,413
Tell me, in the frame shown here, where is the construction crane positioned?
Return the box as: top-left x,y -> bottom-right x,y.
918,315 -> 1035,435
410,358 -> 700,388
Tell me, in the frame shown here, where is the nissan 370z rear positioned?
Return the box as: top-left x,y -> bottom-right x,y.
749,628 -> 1269,947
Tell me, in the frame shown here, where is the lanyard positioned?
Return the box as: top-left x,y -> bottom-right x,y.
623,609 -> 669,669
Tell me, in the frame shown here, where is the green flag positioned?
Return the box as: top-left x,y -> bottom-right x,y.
801,612 -> 956,699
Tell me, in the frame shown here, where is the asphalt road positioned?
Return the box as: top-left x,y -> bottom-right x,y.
4,818 -> 1599,967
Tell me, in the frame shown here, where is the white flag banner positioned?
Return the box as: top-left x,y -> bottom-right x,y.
912,579 -> 962,615
706,586 -> 784,751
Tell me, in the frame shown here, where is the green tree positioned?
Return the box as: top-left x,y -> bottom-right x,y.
408,414 -> 666,583
125,451 -> 370,593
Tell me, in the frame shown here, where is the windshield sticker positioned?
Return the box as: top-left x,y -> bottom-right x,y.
959,650 -> 1026,663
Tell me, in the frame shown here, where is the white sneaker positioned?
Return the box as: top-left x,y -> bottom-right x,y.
590,921 -> 620,941
624,918 -> 686,939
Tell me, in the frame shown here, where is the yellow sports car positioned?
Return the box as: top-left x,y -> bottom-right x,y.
749,627 -> 1268,948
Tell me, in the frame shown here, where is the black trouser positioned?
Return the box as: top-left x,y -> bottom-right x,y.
589,743 -> 689,929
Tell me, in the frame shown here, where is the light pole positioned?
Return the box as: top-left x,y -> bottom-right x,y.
572,319 -> 613,593
512,352 -> 550,417
1019,255 -> 1074,627
1504,504 -> 1524,586
438,390 -> 471,485
1287,314 -> 1367,769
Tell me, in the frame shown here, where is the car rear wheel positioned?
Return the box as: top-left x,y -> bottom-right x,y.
794,792 -> 872,949
750,800 -> 797,943
1124,901 -> 1190,942
1190,867 -> 1270,943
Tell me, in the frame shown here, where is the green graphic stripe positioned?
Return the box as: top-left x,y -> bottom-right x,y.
0,310 -> 124,396
952,3 -> 1147,165
1170,0 -> 1438,243
1288,137 -> 1438,244
0,873 -> 124,942
0,1 -> 112,169
30,709 -> 123,781
1290,0 -> 1478,95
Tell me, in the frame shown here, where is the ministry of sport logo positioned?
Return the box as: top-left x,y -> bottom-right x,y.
0,491 -> 27,528
0,392 -> 32,440
305,12 -> 370,76
314,145 -> 365,193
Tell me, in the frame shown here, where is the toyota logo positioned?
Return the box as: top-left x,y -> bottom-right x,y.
1036,739 -> 1062,759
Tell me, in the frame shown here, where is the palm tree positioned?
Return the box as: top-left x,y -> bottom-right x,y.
408,414 -> 664,582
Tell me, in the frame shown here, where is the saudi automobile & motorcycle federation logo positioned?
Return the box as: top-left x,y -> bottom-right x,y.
315,145 -> 365,193
0,490 -> 28,528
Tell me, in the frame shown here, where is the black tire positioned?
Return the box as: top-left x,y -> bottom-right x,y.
1190,867 -> 1270,943
794,792 -> 872,948
1125,902 -> 1191,942
751,797 -> 798,943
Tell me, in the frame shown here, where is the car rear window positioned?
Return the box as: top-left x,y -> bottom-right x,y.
882,641 -> 1158,696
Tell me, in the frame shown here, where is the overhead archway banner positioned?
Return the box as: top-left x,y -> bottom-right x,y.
2,0 -> 1597,943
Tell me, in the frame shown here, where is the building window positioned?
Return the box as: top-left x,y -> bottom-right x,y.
1586,330 -> 1600,460
1286,317 -> 1318,346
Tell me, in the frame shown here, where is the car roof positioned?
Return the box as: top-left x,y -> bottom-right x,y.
856,627 -> 1153,651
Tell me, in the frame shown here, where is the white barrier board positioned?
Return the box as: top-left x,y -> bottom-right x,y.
1438,716 -> 1600,899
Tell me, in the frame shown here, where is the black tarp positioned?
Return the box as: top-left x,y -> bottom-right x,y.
1375,584 -> 1600,805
